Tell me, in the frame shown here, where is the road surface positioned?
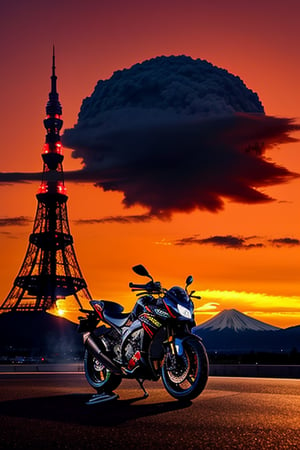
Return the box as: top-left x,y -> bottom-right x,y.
0,373 -> 299,449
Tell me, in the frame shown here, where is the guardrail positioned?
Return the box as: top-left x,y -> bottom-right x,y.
0,363 -> 299,378
0,363 -> 84,372
209,364 -> 300,378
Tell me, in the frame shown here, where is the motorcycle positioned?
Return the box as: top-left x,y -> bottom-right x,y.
78,265 -> 209,401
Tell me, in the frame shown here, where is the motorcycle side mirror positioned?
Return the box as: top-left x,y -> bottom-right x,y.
132,264 -> 153,280
185,275 -> 193,290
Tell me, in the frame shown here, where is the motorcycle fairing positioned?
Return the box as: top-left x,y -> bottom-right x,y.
139,312 -> 163,337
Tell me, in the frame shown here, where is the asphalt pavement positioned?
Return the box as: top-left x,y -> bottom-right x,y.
0,373 -> 299,449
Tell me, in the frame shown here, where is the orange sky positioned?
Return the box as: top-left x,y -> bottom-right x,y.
0,0 -> 299,328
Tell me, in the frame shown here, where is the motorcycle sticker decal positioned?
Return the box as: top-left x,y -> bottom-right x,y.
93,302 -> 104,319
139,313 -> 162,329
142,322 -> 154,337
154,308 -> 170,318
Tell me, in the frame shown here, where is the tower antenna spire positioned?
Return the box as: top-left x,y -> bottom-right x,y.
47,46 -> 61,117
52,45 -> 56,78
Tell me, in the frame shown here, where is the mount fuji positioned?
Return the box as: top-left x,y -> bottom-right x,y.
196,309 -> 280,332
193,309 -> 300,353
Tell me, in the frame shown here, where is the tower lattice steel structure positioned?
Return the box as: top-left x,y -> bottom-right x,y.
0,50 -> 92,313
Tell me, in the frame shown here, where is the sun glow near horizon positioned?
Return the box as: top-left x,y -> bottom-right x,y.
194,289 -> 300,328
46,287 -> 300,329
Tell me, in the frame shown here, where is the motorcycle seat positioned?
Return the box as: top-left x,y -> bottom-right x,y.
99,300 -> 131,328
103,312 -> 131,328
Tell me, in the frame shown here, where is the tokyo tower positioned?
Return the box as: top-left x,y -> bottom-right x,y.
0,49 -> 92,313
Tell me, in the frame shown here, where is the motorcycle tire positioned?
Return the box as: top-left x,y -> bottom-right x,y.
161,335 -> 209,401
84,349 -> 122,393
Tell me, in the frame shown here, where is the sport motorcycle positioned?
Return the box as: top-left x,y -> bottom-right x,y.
78,265 -> 209,401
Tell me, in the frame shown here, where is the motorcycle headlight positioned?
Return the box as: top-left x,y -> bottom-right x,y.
178,304 -> 192,319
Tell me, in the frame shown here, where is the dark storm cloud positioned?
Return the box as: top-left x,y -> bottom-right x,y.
269,237 -> 300,247
0,216 -> 31,227
74,214 -> 154,225
174,234 -> 264,249
175,234 -> 300,249
0,172 -> 42,183
61,55 -> 299,217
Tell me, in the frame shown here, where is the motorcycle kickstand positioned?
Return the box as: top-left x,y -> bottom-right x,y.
137,379 -> 149,398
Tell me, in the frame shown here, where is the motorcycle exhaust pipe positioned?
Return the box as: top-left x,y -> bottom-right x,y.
83,332 -> 122,375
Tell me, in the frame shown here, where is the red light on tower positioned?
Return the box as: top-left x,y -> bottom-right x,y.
57,182 -> 67,195
37,181 -> 67,197
43,144 -> 49,154
55,142 -> 63,155
46,114 -> 61,119
37,182 -> 48,194
42,142 -> 63,156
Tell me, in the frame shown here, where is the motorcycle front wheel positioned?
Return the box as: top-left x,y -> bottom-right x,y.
161,336 -> 208,401
84,349 -> 122,393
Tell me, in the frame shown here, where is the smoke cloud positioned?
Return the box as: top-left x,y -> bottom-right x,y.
62,55 -> 299,217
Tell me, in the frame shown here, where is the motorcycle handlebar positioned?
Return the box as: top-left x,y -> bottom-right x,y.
129,282 -> 149,289
129,281 -> 162,292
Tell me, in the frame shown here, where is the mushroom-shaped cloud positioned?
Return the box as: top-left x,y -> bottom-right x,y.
62,55 -> 299,217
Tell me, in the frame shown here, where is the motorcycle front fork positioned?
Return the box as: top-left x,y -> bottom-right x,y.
163,326 -> 180,370
136,329 -> 177,398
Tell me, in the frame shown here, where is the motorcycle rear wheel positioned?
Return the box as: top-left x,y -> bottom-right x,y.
84,349 -> 122,393
161,336 -> 208,401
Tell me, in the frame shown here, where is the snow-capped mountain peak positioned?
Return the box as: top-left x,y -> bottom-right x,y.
196,309 -> 281,332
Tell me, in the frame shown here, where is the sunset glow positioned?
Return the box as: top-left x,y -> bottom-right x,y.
0,0 -> 299,328
194,290 -> 300,328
